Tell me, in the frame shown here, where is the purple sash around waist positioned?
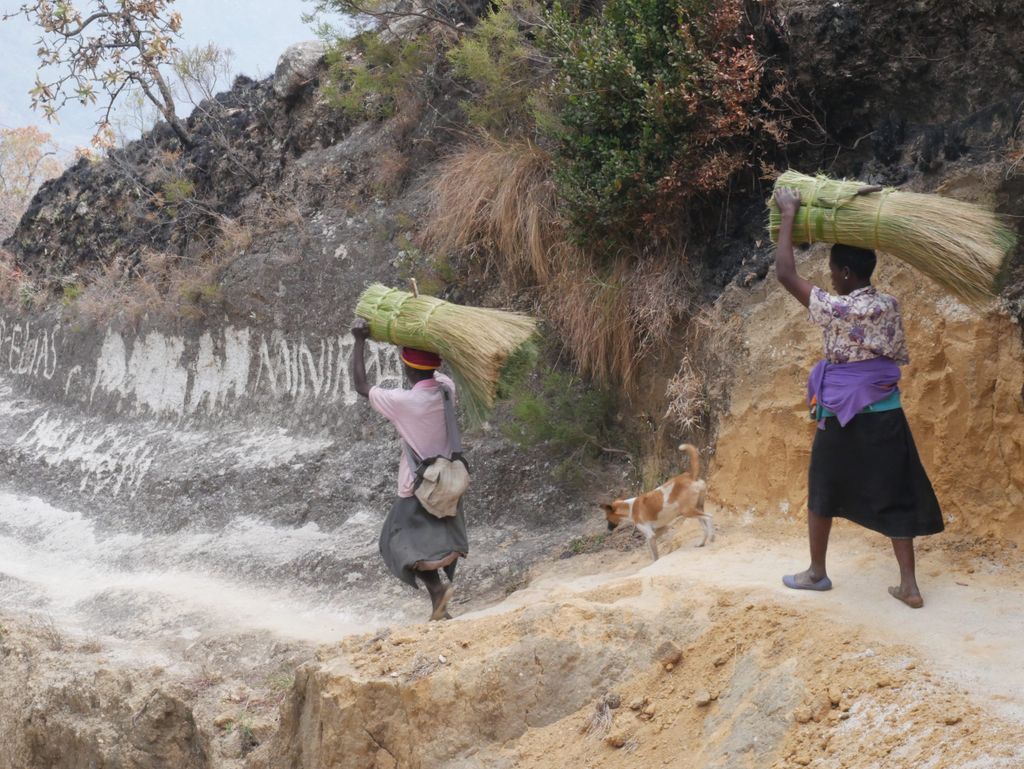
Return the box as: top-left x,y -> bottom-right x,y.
807,357 -> 901,429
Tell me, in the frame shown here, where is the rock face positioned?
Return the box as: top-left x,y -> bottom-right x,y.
0,30 -> 583,642
777,0 -> 1024,175
266,589 -> 703,768
273,42 -> 328,100
710,247 -> 1024,541
0,622 -> 209,769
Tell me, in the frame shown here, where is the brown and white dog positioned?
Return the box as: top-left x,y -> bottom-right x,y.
601,444 -> 712,561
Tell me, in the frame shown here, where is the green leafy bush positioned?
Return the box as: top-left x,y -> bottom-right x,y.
61,282 -> 82,305
447,2 -> 546,135
542,0 -> 770,251
504,370 -> 616,466
160,176 -> 195,215
324,31 -> 432,120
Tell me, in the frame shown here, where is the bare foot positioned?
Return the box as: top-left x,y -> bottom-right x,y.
888,585 -> 924,609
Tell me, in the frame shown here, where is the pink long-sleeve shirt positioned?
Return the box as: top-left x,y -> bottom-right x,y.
368,373 -> 456,498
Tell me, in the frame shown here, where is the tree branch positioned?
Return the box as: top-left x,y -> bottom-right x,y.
57,10 -> 118,38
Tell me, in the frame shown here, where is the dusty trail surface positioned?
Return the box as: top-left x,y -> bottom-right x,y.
263,511 -> 1024,769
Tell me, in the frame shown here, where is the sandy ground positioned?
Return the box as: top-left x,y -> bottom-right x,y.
286,507 -> 1024,769
500,509 -> 1024,722
4,498 -> 1023,768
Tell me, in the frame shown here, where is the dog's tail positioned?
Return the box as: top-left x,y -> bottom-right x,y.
678,443 -> 701,480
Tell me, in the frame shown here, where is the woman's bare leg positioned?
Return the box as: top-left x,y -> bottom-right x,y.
888,538 -> 924,608
789,509 -> 833,586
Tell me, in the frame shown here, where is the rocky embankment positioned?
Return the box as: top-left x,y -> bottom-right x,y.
1,0 -> 1022,766
713,247 -> 1024,542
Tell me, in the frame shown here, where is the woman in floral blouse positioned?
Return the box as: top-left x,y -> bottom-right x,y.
773,187 -> 943,608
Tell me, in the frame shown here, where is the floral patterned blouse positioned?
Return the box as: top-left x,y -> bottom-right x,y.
808,285 -> 910,365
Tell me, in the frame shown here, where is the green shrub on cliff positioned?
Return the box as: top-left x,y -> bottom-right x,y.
504,370 -> 616,470
541,0 -> 769,251
324,31 -> 433,120
447,2 -> 547,136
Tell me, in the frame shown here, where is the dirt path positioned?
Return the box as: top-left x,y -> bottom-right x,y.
289,510 -> 1024,769
473,512 -> 1024,721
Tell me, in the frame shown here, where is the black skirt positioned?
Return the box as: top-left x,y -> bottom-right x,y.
808,409 -> 943,538
379,496 -> 469,588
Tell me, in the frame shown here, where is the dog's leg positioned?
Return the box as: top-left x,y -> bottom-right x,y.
639,524 -> 659,562
694,516 -> 707,547
647,535 -> 659,561
696,515 -> 714,546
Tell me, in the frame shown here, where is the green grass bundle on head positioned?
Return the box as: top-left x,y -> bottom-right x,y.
356,283 -> 539,423
768,170 -> 1017,306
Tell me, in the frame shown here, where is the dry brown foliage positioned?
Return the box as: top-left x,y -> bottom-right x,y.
0,247 -> 48,309
619,301 -> 742,488
0,249 -> 20,303
71,213 -> 247,325
215,215 -> 254,255
425,137 -> 695,392
662,304 -> 742,444
584,700 -> 613,738
1007,117 -> 1024,179
425,137 -> 574,287
371,147 -> 411,198
544,254 -> 693,392
73,255 -> 169,326
1,126 -> 64,240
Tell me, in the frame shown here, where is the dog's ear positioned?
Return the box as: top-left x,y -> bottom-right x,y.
600,503 -> 614,514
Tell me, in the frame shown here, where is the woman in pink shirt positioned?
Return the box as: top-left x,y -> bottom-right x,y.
774,187 -> 943,608
351,320 -> 469,621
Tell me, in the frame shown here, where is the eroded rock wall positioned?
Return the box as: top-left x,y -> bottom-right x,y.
0,621 -> 209,769
710,249 -> 1024,540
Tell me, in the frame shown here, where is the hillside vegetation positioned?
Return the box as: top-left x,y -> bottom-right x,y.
3,0 -> 1022,479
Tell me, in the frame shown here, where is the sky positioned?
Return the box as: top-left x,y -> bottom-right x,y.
0,0 -> 347,155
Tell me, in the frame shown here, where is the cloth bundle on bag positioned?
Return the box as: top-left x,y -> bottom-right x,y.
403,384 -> 469,518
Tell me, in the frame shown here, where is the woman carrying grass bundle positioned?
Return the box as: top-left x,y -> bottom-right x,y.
773,187 -> 943,609
351,319 -> 469,621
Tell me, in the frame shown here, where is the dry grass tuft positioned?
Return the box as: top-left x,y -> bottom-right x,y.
216,215 -> 254,255
0,248 -> 22,303
371,148 -> 412,198
620,302 -> 743,488
27,614 -> 65,652
73,244 -> 233,326
544,254 -> 694,391
584,700 -> 614,738
1007,112 -> 1024,178
77,638 -> 104,654
425,137 -> 574,287
663,305 -> 741,440
68,213 -> 251,326
425,138 -> 694,391
664,357 -> 707,433
0,248 -> 48,309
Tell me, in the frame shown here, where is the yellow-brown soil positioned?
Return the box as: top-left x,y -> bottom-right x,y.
711,249 -> 1023,542
260,515 -> 1024,768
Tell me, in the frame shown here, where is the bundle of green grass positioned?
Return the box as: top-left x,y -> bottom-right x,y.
356,283 -> 539,422
768,170 -> 1017,306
